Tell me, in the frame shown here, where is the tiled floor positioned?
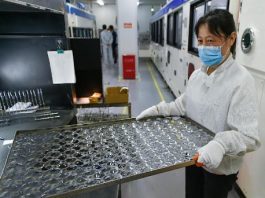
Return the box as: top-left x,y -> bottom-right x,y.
102,58 -> 175,117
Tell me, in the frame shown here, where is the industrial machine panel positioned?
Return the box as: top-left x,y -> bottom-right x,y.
0,36 -> 67,89
70,39 -> 102,71
70,39 -> 103,98
0,0 -> 65,13
0,12 -> 65,35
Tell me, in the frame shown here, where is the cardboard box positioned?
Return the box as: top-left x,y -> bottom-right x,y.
105,87 -> 129,104
89,92 -> 102,104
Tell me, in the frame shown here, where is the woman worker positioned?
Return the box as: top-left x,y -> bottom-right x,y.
136,9 -> 260,198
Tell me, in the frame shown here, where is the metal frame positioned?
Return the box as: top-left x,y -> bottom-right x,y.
74,103 -> 132,118
1,117 -> 213,198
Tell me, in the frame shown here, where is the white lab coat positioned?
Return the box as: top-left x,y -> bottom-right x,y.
100,30 -> 113,65
157,55 -> 260,175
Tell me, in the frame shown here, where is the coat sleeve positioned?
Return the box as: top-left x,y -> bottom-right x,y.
156,70 -> 201,117
108,33 -> 113,45
156,93 -> 186,116
100,32 -> 107,45
214,78 -> 260,156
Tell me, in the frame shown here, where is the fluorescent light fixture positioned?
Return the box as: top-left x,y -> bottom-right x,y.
97,0 -> 104,6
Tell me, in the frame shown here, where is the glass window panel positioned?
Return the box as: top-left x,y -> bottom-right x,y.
79,29 -> 82,37
158,20 -> 161,44
91,29 -> 94,38
151,24 -> 153,41
86,29 -> 89,38
161,18 -> 164,45
178,11 -> 183,47
154,22 -> 157,42
156,21 -> 160,43
81,28 -> 84,37
175,10 -> 183,49
192,4 -> 205,49
84,29 -> 87,38
167,14 -> 174,45
69,27 -> 72,37
167,15 -> 170,44
206,1 -> 212,13
152,23 -> 155,41
75,28 -> 78,37
73,27 -> 77,37
153,23 -> 155,42
78,28 -> 82,37
170,14 -> 174,44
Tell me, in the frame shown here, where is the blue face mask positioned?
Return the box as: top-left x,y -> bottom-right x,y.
198,46 -> 223,67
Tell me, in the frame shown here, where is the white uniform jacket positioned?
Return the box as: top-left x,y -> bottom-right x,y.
158,55 -> 260,175
100,30 -> 113,46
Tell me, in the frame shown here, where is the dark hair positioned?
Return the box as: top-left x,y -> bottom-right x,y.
109,25 -> 114,30
195,9 -> 236,54
102,24 -> 107,30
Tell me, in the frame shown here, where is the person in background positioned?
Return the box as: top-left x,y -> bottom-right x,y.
108,25 -> 118,64
136,9 -> 260,198
100,24 -> 113,65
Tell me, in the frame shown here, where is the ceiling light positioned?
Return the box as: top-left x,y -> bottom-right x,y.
151,7 -> 154,12
97,0 -> 104,6
137,1 -> 140,6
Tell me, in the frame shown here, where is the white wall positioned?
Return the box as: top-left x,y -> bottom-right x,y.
91,4 -> 161,33
91,4 -> 117,31
117,0 -> 138,79
90,3 -> 161,57
138,5 -> 160,33
138,5 -> 160,57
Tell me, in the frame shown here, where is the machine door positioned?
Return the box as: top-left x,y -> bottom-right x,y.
70,39 -> 103,98
235,0 -> 265,197
236,0 -> 265,72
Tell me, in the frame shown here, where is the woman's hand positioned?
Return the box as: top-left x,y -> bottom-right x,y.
193,140 -> 225,169
192,153 -> 204,167
136,106 -> 159,120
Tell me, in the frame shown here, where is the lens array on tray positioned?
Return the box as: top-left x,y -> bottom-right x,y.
76,107 -> 129,124
0,117 -> 212,197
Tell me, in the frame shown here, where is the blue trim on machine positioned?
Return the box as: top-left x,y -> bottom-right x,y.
76,2 -> 86,10
65,4 -> 95,20
150,0 -> 187,22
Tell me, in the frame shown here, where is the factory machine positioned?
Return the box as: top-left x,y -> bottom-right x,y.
65,2 -> 96,39
0,0 -> 103,108
150,0 -> 265,197
0,0 -> 74,112
0,0 -> 73,187
0,1 -> 123,197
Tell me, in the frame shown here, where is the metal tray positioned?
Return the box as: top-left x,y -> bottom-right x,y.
0,117 -> 213,198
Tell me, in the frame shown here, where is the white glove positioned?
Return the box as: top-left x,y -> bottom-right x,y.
197,140 -> 225,169
136,105 -> 159,120
136,101 -> 176,120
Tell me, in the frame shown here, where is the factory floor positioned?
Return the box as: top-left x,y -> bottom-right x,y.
101,58 -> 241,198
102,58 -> 175,117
